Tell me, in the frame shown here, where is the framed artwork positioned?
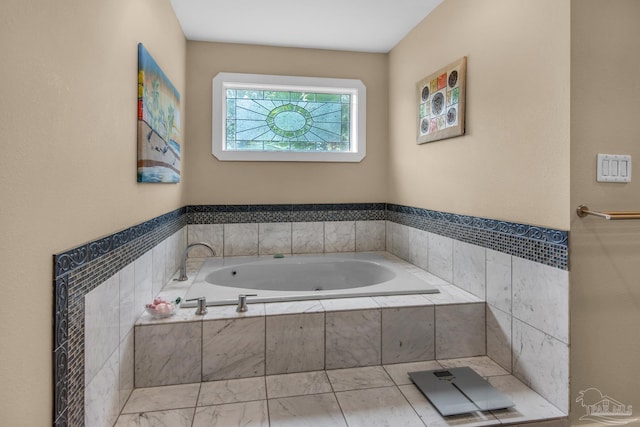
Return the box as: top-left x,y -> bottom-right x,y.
137,43 -> 181,183
416,56 -> 466,144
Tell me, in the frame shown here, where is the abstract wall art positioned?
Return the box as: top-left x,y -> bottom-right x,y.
416,56 -> 466,144
137,43 -> 181,183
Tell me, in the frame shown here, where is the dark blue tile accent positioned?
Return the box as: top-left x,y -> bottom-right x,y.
54,344 -> 68,421
53,207 -> 186,279
186,203 -> 386,224
385,203 -> 568,270
54,275 -> 68,350
385,204 -> 568,246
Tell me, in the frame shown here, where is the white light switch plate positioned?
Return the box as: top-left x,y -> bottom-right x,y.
597,154 -> 632,183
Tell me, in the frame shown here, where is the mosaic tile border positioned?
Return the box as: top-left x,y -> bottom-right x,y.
187,203 -> 386,224
51,202 -> 569,425
52,208 -> 186,427
386,204 -> 568,270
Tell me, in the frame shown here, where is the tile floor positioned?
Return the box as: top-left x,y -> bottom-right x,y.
114,356 -> 567,427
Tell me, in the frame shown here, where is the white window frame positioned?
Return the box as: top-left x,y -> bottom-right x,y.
212,72 -> 366,162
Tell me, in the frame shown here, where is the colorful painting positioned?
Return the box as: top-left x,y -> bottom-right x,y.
416,56 -> 466,144
137,43 -> 181,183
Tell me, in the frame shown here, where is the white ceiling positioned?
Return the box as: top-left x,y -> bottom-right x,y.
169,0 -> 443,53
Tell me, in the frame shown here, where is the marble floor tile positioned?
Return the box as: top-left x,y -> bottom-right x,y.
438,356 -> 509,378
488,375 -> 566,423
266,371 -> 332,399
268,393 -> 347,427
121,383 -> 200,414
114,408 -> 194,427
193,400 -> 269,427
198,377 -> 266,406
335,386 -> 425,427
383,360 -> 443,385
399,384 -> 498,427
326,366 -> 394,392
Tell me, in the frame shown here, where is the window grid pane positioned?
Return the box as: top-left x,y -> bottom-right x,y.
225,88 -> 351,152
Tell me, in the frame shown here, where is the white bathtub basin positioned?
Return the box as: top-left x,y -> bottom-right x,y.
182,252 -> 439,306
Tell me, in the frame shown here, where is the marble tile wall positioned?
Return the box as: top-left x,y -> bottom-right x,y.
385,221 -> 569,414
188,220 -> 386,257
83,228 -> 186,427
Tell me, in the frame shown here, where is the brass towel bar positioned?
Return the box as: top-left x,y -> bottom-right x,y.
577,205 -> 640,220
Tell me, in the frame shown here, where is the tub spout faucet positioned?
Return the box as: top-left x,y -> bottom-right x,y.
177,242 -> 215,281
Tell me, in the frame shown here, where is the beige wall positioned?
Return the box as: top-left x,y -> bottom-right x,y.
388,0 -> 571,230
0,0 -> 186,424
184,41 -> 388,205
570,0 -> 640,423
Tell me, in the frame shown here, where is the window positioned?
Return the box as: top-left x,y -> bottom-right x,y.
212,73 -> 366,162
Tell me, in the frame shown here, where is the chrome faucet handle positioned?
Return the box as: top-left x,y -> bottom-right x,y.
186,297 -> 208,315
236,294 -> 257,313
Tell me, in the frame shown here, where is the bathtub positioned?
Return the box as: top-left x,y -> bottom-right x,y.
182,252 -> 439,306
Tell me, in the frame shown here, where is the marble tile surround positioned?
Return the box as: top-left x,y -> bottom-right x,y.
132,243 -> 568,415
79,208 -> 569,426
386,221 -> 570,414
134,295 -> 486,393
83,228 -> 186,427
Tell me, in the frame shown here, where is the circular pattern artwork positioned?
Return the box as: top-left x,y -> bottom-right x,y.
421,86 -> 430,102
448,70 -> 458,88
446,107 -> 457,125
420,118 -> 430,134
431,92 -> 445,115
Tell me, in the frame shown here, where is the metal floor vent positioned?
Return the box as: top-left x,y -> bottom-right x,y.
408,367 -> 514,416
